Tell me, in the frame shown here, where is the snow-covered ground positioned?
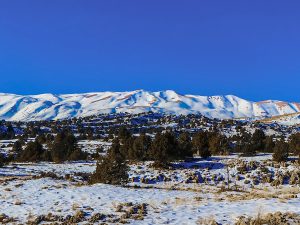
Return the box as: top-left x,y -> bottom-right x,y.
78,140 -> 111,154
0,154 -> 299,224
1,177 -> 299,225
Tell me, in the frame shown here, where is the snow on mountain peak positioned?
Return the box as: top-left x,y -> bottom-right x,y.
0,90 -> 299,122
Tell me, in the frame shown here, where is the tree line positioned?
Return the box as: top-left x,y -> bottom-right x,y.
90,128 -> 300,184
0,130 -> 87,164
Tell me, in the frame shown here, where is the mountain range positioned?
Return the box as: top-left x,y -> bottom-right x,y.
0,90 -> 300,122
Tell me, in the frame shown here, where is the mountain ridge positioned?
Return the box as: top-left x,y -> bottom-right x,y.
0,90 -> 299,121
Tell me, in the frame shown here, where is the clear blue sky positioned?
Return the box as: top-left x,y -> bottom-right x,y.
0,1 -> 300,101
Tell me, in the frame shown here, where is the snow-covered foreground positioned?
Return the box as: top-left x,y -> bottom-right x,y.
1,178 -> 300,225
0,156 -> 300,224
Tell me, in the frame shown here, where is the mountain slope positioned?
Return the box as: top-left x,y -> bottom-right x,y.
0,90 -> 299,121
258,112 -> 300,126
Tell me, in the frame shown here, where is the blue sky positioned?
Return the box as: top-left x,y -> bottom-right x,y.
0,1 -> 300,101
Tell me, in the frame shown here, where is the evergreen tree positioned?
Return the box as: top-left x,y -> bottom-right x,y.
68,149 -> 88,161
149,132 -> 179,166
12,140 -> 23,154
90,139 -> 129,185
289,133 -> 300,157
49,130 -> 86,162
129,134 -> 151,161
120,135 -> 135,159
207,132 -> 231,155
251,129 -> 266,152
192,132 -> 211,158
273,140 -> 289,162
208,132 -> 221,155
36,133 -> 47,144
117,127 -> 133,158
0,124 -> 15,140
118,127 -> 131,141
264,136 -> 275,153
0,154 -> 6,167
6,124 -> 15,139
241,143 -> 256,156
178,132 -> 193,158
18,140 -> 45,162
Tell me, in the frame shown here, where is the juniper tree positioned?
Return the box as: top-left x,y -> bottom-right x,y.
129,134 -> 151,161
208,132 -> 231,155
149,132 -> 179,166
273,140 -> 289,162
264,136 -> 275,153
12,140 -> 23,154
0,153 -> 6,167
90,138 -> 129,185
192,132 -> 211,158
178,132 -> 193,158
251,129 -> 266,152
6,124 -> 15,139
18,140 -> 45,162
241,143 -> 256,156
49,130 -> 86,162
289,133 -> 300,158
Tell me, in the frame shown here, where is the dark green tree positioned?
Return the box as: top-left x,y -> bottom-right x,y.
241,143 -> 256,156
90,139 -> 129,185
129,134 -> 151,161
289,133 -> 300,157
118,127 -> 131,140
264,136 -> 275,153
192,132 -> 211,158
36,133 -> 47,144
178,132 -> 193,158
6,124 -> 15,139
0,153 -> 6,167
149,132 -> 179,166
49,130 -> 86,162
18,140 -> 45,162
273,140 -> 289,162
12,140 -> 23,154
251,129 -> 266,152
0,124 -> 15,140
208,132 -> 231,155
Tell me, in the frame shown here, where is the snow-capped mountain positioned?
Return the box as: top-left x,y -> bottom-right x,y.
0,90 -> 300,121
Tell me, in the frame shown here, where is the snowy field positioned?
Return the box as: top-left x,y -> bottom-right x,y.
0,154 -> 300,224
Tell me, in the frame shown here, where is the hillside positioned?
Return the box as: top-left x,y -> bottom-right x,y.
258,112 -> 300,126
0,90 -> 300,121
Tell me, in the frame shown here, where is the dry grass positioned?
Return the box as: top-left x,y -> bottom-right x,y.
235,211 -> 300,225
258,112 -> 300,124
196,217 -> 218,225
214,186 -> 300,202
